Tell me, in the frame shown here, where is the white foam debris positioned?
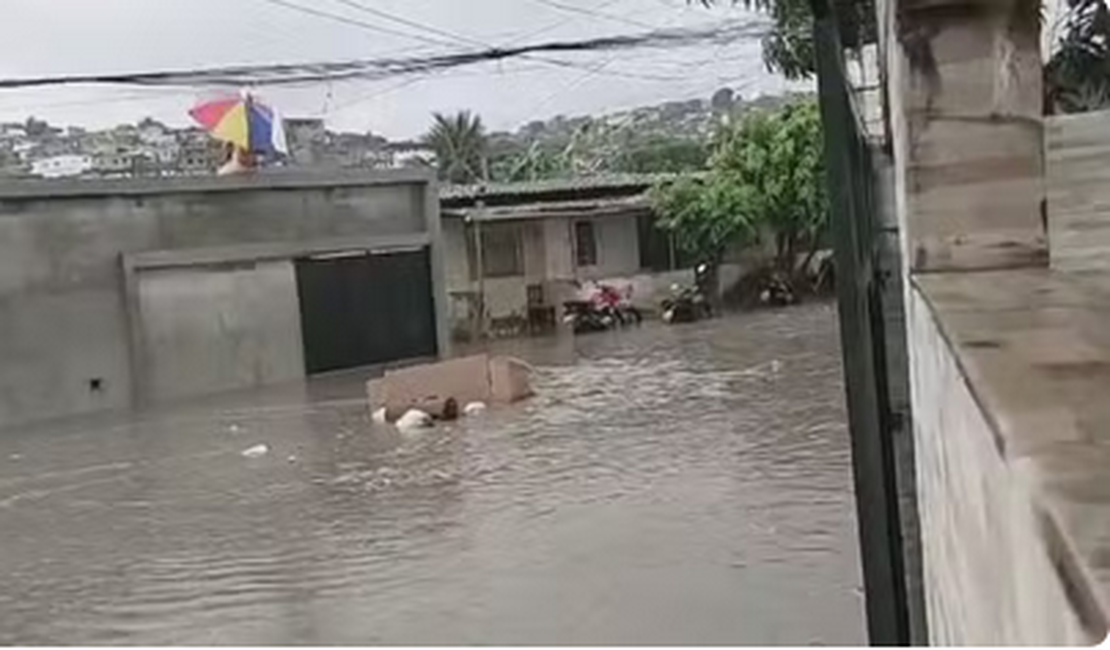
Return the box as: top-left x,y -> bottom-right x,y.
395,409 -> 433,431
241,444 -> 269,459
371,407 -> 388,424
463,401 -> 487,416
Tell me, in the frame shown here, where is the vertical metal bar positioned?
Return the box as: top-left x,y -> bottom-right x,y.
811,0 -> 911,644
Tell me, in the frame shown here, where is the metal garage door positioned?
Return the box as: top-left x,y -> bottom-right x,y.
295,247 -> 438,375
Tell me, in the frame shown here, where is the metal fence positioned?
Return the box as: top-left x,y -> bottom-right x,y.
810,0 -> 914,644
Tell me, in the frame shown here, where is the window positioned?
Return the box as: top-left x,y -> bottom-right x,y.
467,222 -> 523,279
575,220 -> 598,267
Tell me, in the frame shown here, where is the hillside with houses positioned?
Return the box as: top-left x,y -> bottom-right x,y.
0,88 -> 807,181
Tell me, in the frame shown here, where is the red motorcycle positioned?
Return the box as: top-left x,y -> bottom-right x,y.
590,283 -> 643,327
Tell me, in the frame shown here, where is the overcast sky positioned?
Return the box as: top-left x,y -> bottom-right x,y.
0,0 -> 805,139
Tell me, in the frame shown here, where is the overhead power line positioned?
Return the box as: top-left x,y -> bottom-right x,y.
256,0 -> 459,51
304,0 -> 686,83
528,0 -> 660,30
0,22 -> 766,90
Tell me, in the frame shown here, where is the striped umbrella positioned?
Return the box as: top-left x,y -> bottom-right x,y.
188,92 -> 287,155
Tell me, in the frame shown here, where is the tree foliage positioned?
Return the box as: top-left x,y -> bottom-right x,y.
424,111 -> 488,184
652,100 -> 828,274
1046,0 -> 1110,112
692,0 -> 874,79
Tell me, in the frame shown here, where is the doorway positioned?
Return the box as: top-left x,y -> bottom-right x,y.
295,248 -> 438,375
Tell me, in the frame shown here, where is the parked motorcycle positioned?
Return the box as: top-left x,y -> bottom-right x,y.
562,300 -> 616,334
592,283 -> 643,326
661,285 -> 711,323
758,272 -> 797,307
661,264 -> 713,324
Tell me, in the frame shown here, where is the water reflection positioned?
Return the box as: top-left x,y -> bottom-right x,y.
0,303 -> 863,645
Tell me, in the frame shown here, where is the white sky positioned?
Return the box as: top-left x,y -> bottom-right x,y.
0,0 -> 804,139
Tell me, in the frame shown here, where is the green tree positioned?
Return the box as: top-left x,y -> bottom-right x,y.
491,141 -> 571,182
424,111 -> 488,184
1046,0 -> 1110,112
692,0 -> 873,80
651,173 -> 757,265
612,137 -> 708,174
652,99 -> 828,278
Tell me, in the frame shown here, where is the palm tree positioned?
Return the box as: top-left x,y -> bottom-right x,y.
424,111 -> 488,184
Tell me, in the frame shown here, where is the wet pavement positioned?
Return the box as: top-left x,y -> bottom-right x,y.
0,303 -> 864,645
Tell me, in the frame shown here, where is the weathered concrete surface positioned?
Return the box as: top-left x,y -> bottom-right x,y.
137,261 -> 305,404
1047,109 -> 1110,272
910,269 -> 1110,644
0,170 -> 443,430
882,0 -> 1046,272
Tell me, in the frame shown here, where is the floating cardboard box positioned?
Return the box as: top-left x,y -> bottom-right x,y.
367,354 -> 533,419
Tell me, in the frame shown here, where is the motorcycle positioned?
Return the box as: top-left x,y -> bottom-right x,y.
758,272 -> 797,307
661,264 -> 713,324
592,282 -> 643,327
562,282 -> 642,334
562,299 -> 620,334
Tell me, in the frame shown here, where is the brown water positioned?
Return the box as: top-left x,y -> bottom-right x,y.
0,303 -> 864,645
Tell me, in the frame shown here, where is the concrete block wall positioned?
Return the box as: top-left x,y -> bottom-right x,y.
884,0 -> 1046,273
906,287 -> 1090,645
0,171 -> 441,430
1046,109 -> 1110,271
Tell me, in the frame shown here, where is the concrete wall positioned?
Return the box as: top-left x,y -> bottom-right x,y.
882,0 -> 1045,273
906,287 -> 1090,645
0,170 -> 442,430
1046,109 -> 1110,272
577,214 -> 641,280
137,261 -> 305,404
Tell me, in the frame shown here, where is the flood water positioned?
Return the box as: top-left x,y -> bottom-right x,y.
0,303 -> 864,645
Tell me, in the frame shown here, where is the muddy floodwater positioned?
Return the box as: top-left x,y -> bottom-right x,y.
0,303 -> 864,645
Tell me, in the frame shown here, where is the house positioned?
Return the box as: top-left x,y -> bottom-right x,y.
439,174 -> 697,338
30,154 -> 93,178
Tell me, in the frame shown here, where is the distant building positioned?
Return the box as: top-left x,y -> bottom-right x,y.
439,175 -> 696,340
386,141 -> 436,169
284,118 -> 328,166
31,154 -> 92,179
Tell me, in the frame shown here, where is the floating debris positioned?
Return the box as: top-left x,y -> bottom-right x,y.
464,401 -> 488,416
371,407 -> 388,424
395,409 -> 433,431
241,444 -> 269,459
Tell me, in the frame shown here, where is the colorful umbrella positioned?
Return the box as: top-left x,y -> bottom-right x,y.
189,93 -> 287,155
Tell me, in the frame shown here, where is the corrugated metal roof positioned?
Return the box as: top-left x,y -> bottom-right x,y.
442,194 -> 650,222
438,173 -> 690,201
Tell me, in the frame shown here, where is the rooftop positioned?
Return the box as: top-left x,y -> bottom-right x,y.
439,172 -> 695,208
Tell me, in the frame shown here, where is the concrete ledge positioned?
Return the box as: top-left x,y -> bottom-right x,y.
124,233 -> 432,270
913,268 -> 1110,643
0,167 -> 434,201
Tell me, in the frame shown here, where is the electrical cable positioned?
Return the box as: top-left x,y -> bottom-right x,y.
0,22 -> 763,90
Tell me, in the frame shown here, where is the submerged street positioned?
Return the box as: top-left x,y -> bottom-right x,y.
0,304 -> 863,645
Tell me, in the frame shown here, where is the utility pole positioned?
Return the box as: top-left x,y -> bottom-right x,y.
473,198 -> 487,341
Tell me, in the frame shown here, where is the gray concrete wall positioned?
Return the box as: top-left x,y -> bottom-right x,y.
1046,109 -> 1110,272
578,214 -> 641,280
0,170 -> 441,430
881,0 -> 1045,273
906,286 -> 1090,645
137,261 -> 304,404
